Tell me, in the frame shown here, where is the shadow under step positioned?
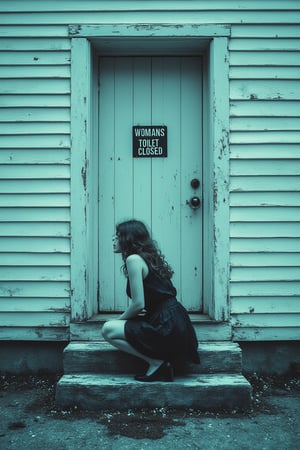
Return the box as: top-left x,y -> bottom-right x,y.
55,373 -> 252,411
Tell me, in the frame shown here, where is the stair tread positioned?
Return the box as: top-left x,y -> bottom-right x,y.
65,341 -> 241,352
56,372 -> 252,410
58,372 -> 250,387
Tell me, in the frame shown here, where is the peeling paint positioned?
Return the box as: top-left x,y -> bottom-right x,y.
69,24 -> 82,36
49,308 -> 71,313
213,180 -> 218,208
35,329 -> 43,339
81,162 -> 87,190
0,287 -> 22,297
218,128 -> 229,160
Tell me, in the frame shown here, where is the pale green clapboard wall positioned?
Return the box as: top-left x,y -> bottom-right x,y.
228,21 -> 300,340
0,0 -> 299,340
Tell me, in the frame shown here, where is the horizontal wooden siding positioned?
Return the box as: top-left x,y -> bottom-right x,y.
229,24 -> 300,340
0,31 -> 71,340
0,1 -> 299,341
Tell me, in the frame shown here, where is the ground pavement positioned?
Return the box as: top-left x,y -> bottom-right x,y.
0,373 -> 299,450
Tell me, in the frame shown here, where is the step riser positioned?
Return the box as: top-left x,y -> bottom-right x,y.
64,350 -> 241,375
63,343 -> 242,375
56,375 -> 252,411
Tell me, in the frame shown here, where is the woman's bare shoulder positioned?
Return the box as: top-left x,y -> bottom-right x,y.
125,253 -> 141,261
126,254 -> 145,267
126,254 -> 148,277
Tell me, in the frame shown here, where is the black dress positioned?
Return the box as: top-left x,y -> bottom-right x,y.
124,268 -> 200,364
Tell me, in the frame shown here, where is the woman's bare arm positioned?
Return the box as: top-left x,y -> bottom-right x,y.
118,254 -> 145,320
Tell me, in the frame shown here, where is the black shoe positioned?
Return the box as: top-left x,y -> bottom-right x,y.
134,361 -> 174,382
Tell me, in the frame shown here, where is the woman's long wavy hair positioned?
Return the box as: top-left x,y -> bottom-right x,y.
116,219 -> 173,279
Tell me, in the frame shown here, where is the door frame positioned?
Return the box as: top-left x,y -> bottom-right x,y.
69,23 -> 230,322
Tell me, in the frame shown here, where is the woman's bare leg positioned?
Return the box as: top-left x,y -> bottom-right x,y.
101,319 -> 164,375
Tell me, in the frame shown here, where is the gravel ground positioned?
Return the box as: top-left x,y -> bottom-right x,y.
0,373 -> 299,450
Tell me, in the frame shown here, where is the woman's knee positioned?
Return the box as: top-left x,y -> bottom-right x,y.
101,321 -> 112,340
101,320 -> 125,341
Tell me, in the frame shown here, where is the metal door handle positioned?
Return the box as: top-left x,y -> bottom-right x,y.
189,196 -> 201,209
190,178 -> 200,189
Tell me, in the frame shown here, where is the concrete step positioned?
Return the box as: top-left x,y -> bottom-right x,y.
63,341 -> 243,375
55,373 -> 252,411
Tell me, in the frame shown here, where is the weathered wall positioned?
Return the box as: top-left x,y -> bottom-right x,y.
0,0 -> 299,341
0,3 -> 72,340
228,22 -> 300,340
0,341 -> 66,374
240,341 -> 300,375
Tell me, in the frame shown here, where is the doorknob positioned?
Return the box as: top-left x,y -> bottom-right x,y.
189,196 -> 201,209
190,178 -> 200,189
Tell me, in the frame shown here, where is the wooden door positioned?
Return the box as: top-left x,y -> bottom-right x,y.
98,56 -> 203,312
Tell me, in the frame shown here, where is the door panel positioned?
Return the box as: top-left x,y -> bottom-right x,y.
98,56 -> 203,312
